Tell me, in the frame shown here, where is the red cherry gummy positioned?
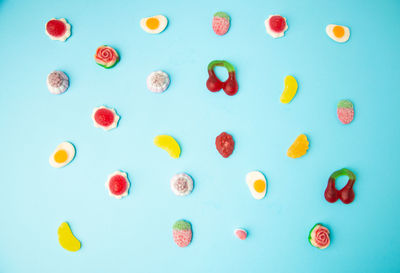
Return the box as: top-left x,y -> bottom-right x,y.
46,19 -> 67,37
269,15 -> 286,33
216,132 -> 235,158
94,108 -> 115,127
109,175 -> 128,195
324,168 -> 356,204
207,60 -> 238,96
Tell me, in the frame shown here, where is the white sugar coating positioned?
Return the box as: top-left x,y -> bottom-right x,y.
47,71 -> 69,94
170,173 -> 194,196
147,71 -> 170,93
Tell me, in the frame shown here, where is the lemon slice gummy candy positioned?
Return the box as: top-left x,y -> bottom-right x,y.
287,134 -> 309,158
280,75 -> 298,104
58,222 -> 81,252
154,135 -> 181,159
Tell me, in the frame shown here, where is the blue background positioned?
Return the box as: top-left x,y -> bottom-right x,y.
0,0 -> 399,272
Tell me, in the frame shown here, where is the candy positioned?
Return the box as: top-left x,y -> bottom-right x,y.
147,71 -> 170,93
45,18 -> 71,42
325,168 -> 356,204
58,222 -> 81,252
92,106 -> 120,131
234,228 -> 247,240
49,142 -> 75,168
337,99 -> 354,124
47,71 -> 69,95
215,132 -> 234,158
309,224 -> 330,249
106,171 -> 130,199
246,171 -> 267,200
212,12 -> 230,35
173,220 -> 192,247
94,45 -> 120,69
326,24 -> 350,43
280,75 -> 298,103
287,134 -> 309,158
171,173 -> 194,196
140,15 -> 168,34
206,60 -> 239,96
154,135 -> 181,159
265,15 -> 288,38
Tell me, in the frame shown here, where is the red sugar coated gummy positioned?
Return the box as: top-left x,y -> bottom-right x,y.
215,132 -> 235,158
46,19 -> 67,37
269,15 -> 286,33
94,108 -> 115,127
109,175 -> 128,196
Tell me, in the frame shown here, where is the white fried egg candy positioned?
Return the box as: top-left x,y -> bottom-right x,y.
147,71 -> 170,93
246,171 -> 267,200
326,24 -> 350,43
92,106 -> 120,131
140,15 -> 168,34
47,71 -> 69,94
49,142 -> 75,168
106,171 -> 130,199
171,173 -> 194,196
45,18 -> 71,42
265,15 -> 288,38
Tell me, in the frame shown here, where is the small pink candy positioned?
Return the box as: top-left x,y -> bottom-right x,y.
234,228 -> 247,240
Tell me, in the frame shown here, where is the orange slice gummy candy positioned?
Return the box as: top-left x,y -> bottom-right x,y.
287,134 -> 309,158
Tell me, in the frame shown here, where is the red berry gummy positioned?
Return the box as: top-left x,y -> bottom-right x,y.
215,132 -> 235,158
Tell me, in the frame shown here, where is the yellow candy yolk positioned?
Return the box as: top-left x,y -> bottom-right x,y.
146,18 -> 160,30
54,149 -> 68,163
333,26 -> 345,38
254,180 -> 266,193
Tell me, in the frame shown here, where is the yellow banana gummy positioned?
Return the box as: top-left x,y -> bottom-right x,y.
58,222 -> 81,252
280,75 -> 298,104
154,135 -> 181,159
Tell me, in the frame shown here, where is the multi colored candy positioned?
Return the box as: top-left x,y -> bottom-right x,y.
172,220 -> 192,247
287,134 -> 309,158
215,132 -> 235,158
246,171 -> 267,200
212,12 -> 230,36
154,135 -> 181,159
326,24 -> 350,43
206,60 -> 239,96
280,75 -> 298,103
92,106 -> 120,131
49,142 -> 75,168
94,45 -> 120,69
58,222 -> 81,252
309,224 -> 330,249
234,228 -> 247,240
47,71 -> 69,95
171,173 -> 194,196
106,171 -> 130,199
337,99 -> 354,124
140,15 -> 168,34
265,15 -> 288,38
147,71 -> 170,93
45,18 -> 71,41
325,168 -> 356,204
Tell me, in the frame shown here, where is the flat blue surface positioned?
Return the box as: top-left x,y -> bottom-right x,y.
1,0 -> 400,272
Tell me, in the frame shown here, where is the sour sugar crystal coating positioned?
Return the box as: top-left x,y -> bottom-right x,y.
172,220 -> 192,247
171,173 -> 194,196
215,132 -> 235,158
147,71 -> 170,93
212,12 -> 231,36
337,99 -> 354,124
47,71 -> 69,94
309,224 -> 330,249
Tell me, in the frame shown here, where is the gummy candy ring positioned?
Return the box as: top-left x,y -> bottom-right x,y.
206,60 -> 239,96
324,168 -> 356,204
